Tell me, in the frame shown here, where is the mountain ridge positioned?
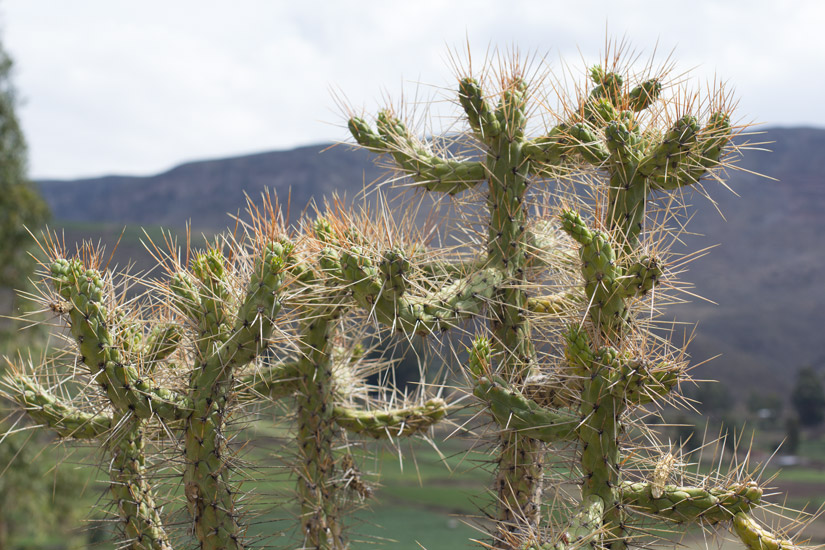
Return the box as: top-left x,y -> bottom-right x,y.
36,127 -> 825,394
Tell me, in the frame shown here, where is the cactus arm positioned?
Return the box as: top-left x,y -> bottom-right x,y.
523,123 -> 610,168
472,375 -> 578,443
556,494 -> 606,550
620,481 -> 761,524
560,210 -> 627,334
619,256 -> 661,297
348,112 -> 486,195
184,240 -> 290,550
477,80 -> 551,535
610,360 -> 679,406
171,248 -> 233,363
110,417 -> 174,550
50,259 -> 190,420
241,359 -> 302,400
732,512 -> 803,550
3,373 -> 112,439
333,398 -> 448,438
650,112 -> 733,190
458,77 -> 501,139
626,79 -> 662,112
337,246 -> 504,335
527,293 -> 580,315
141,323 -> 181,371
560,211 -> 662,336
636,115 -> 700,181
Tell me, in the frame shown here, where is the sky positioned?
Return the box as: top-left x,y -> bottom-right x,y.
3,0 -> 823,180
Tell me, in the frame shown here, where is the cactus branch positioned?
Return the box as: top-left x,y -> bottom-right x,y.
50,258 -> 191,420
620,481 -> 761,524
349,112 -> 485,195
732,512 -> 805,550
3,371 -> 112,439
472,374 -> 578,443
333,398 -> 448,438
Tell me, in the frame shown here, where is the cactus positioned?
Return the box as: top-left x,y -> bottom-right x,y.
346,48 -> 815,550
0,44 -> 817,550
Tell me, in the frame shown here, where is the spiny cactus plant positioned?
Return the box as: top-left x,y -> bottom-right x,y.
0,43 -> 817,550
345,47 -> 817,550
3,200 -> 449,550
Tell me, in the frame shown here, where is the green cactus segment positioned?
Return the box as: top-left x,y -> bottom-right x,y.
494,78 -> 529,140
188,248 -> 233,358
458,77 -> 501,139
637,115 -> 699,180
348,112 -> 485,195
523,123 -> 610,168
49,258 -> 190,420
473,375 -> 578,443
620,256 -> 661,296
590,68 -> 624,106
610,358 -> 679,406
337,245 -> 503,335
566,123 -> 611,164
183,240 -> 290,550
558,494 -> 606,550
564,326 -> 596,375
578,365 -> 625,549
184,405 -> 244,550
561,211 -> 661,335
109,418 -> 173,550
527,293 -> 579,315
4,373 -> 112,439
626,79 -> 662,112
333,398 -> 448,438
467,336 -> 492,378
142,324 -> 181,369
650,112 -> 733,190
480,79 -> 547,534
732,512 -> 801,550
561,210 -> 625,332
294,311 -> 347,550
621,481 -> 761,524
244,359 -> 301,400
193,240 -> 290,392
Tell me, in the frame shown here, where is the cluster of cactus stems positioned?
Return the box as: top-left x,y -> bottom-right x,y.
0,47 -> 817,550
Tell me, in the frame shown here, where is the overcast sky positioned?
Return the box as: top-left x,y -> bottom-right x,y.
3,0 -> 823,179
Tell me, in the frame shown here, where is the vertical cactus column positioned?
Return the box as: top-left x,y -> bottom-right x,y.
290,223 -> 349,549
172,241 -> 292,550
241,216 -> 451,549
349,68 -> 604,543
548,65 -> 739,550
3,256 -> 187,550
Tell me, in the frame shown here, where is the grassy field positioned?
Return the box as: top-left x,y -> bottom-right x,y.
6,407 -> 825,549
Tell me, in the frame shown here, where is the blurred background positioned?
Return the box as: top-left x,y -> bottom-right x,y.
0,1 -> 823,548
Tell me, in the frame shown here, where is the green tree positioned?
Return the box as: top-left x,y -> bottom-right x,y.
0,36 -> 81,550
0,38 -> 48,291
791,366 -> 825,427
0,35 -> 49,353
784,415 -> 801,455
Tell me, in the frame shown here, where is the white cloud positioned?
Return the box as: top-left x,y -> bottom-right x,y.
2,0 -> 823,178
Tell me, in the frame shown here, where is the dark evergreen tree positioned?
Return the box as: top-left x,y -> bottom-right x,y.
791,366 -> 825,427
